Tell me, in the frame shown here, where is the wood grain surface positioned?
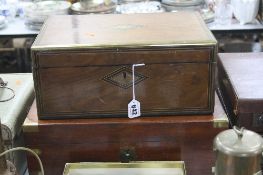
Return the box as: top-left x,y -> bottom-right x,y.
32,13 -> 216,49
23,94 -> 228,175
32,12 -> 217,119
217,53 -> 263,133
33,47 -> 216,119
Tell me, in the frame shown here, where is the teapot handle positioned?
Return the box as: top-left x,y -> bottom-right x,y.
233,126 -> 244,140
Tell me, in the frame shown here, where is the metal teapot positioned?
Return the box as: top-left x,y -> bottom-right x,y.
213,126 -> 263,175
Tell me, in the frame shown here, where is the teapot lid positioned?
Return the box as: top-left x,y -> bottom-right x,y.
214,126 -> 263,156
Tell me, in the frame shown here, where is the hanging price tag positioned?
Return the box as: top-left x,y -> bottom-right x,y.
128,99 -> 141,118
128,63 -> 145,119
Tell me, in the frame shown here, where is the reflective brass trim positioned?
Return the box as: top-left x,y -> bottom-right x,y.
23,125 -> 39,133
213,117 -> 229,128
63,161 -> 186,175
31,42 -> 217,51
32,149 -> 41,155
23,118 -> 39,133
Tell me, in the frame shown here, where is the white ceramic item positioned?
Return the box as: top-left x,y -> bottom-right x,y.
0,15 -> 7,29
0,15 -> 5,24
80,0 -> 104,9
231,0 -> 259,24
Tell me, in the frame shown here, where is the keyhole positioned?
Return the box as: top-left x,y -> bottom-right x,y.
125,153 -> 130,158
123,72 -> 127,79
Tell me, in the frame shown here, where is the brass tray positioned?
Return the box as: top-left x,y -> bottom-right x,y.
63,161 -> 186,175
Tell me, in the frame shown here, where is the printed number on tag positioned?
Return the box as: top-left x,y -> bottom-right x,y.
128,99 -> 141,118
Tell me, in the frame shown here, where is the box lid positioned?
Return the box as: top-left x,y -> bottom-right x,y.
32,12 -> 216,50
218,53 -> 263,113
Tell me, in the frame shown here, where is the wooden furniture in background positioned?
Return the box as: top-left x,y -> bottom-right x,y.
23,95 -> 228,175
218,53 -> 263,133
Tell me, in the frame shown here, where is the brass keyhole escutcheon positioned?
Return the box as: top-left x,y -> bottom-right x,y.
102,66 -> 148,89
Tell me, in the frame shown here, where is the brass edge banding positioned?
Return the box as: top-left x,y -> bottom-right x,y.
23,118 -> 39,133
213,117 -> 229,128
23,125 -> 39,133
32,149 -> 41,155
64,161 -> 186,175
32,42 -> 217,51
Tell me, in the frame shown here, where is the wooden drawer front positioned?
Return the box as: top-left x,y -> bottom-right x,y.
23,93 -> 227,175
24,121 -> 224,175
26,142 -> 182,175
34,48 -> 212,68
35,62 -> 211,119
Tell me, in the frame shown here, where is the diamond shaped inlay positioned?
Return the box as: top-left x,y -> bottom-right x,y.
102,66 -> 147,89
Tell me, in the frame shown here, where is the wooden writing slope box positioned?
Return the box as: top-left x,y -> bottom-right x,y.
31,12 -> 217,119
218,53 -> 263,133
23,95 -> 228,175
